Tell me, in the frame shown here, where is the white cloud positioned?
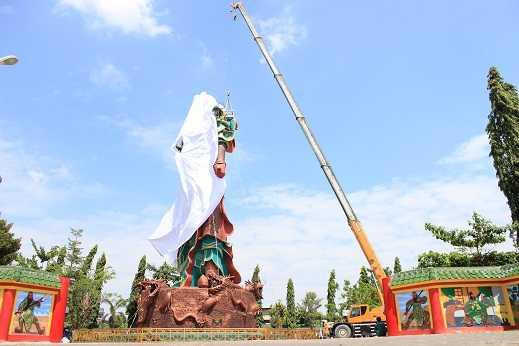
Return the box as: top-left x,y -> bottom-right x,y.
103,116 -> 179,169
0,130 -> 162,296
257,6 -> 306,57
56,0 -> 171,37
0,133 -> 104,218
438,134 -> 490,164
2,130 -> 512,309
231,173 -> 511,305
90,63 -> 129,90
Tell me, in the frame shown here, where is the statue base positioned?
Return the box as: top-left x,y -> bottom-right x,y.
136,276 -> 263,328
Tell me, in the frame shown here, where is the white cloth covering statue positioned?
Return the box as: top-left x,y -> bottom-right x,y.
148,92 -> 240,287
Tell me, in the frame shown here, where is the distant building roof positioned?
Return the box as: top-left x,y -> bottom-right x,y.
0,265 -> 61,289
391,263 -> 519,289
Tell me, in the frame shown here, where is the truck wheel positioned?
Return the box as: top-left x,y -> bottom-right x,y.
334,324 -> 352,338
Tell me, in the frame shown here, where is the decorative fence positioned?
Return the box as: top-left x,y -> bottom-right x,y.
73,328 -> 318,342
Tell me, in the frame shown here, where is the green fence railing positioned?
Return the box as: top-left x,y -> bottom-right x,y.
73,327 -> 318,343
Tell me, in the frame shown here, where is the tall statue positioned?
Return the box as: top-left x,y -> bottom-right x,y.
149,92 -> 241,287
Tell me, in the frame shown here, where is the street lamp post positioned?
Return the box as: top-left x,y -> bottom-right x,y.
0,55 -> 17,184
0,55 -> 18,65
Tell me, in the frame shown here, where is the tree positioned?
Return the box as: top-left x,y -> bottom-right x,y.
339,268 -> 381,313
326,270 -> 339,321
88,253 -> 109,328
285,278 -> 297,328
251,264 -> 261,283
147,262 -> 180,286
0,217 -> 21,265
393,257 -> 402,273
339,279 -> 352,316
426,212 -> 508,258
81,245 -> 98,275
270,301 -> 286,328
418,250 -> 517,268
100,293 -> 128,328
127,256 -> 147,327
487,67 -> 519,246
418,213 -> 517,267
16,229 -> 114,329
298,291 -> 323,327
65,228 -> 84,278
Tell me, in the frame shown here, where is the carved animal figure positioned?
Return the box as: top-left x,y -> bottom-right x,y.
136,279 -> 169,325
135,275 -> 264,328
229,280 -> 263,316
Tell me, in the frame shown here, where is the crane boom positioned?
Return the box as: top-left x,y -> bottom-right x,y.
232,2 -> 387,302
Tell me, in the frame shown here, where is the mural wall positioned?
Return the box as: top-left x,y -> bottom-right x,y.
507,284 -> 519,325
440,287 -> 510,327
396,291 -> 431,330
9,291 -> 53,336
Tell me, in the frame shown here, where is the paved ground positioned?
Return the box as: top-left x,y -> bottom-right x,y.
4,331 -> 519,346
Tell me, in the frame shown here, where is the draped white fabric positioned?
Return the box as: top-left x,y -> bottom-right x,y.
148,92 -> 226,262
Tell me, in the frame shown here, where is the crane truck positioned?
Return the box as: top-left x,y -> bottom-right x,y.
232,2 -> 387,337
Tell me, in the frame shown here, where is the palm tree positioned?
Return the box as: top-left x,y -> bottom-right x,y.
101,293 -> 128,328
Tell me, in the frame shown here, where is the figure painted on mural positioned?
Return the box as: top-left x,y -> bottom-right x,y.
177,104 -> 241,287
403,291 -> 429,329
14,292 -> 45,335
464,292 -> 487,325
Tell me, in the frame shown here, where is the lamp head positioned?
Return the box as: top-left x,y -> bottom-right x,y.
0,55 -> 18,65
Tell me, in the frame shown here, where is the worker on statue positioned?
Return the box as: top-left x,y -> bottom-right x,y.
149,92 -> 241,287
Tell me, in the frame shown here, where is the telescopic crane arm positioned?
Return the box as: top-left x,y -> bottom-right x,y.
231,2 -> 387,303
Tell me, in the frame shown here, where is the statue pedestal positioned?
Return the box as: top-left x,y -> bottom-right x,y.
136,278 -> 262,328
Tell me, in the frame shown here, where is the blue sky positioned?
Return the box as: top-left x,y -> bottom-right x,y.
1,0 -> 518,305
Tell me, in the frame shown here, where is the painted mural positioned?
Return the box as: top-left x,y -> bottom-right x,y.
440,287 -> 508,327
396,291 -> 431,330
507,284 -> 519,325
9,291 -> 53,335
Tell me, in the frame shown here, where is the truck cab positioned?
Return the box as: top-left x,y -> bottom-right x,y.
331,304 -> 386,338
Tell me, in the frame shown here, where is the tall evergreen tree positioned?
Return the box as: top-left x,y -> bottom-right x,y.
0,217 -> 21,265
65,228 -> 84,278
88,253 -> 108,328
326,269 -> 338,321
487,67 -> 519,245
286,278 -> 296,328
127,256 -> 147,327
251,264 -> 261,283
81,245 -> 98,276
250,264 -> 263,326
393,257 -> 402,273
358,267 -> 372,285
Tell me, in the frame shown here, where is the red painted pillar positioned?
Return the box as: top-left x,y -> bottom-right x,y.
382,277 -> 399,336
429,288 -> 446,334
49,277 -> 70,343
0,289 -> 16,341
